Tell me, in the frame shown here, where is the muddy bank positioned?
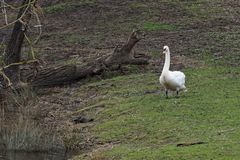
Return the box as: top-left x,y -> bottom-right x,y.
0,150 -> 69,160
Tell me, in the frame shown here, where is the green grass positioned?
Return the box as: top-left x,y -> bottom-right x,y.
39,0 -> 240,158
182,2 -> 210,18
71,66 -> 240,159
143,22 -> 177,31
41,32 -> 91,45
64,34 -> 90,44
208,31 -> 240,66
179,1 -> 225,19
44,3 -> 68,13
130,2 -> 148,9
44,0 -> 96,13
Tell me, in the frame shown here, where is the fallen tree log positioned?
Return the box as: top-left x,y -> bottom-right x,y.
26,30 -> 150,87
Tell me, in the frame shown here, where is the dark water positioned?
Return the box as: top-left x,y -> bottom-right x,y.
0,150 -> 70,160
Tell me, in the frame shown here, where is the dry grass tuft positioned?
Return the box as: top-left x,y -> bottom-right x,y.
0,87 -> 65,152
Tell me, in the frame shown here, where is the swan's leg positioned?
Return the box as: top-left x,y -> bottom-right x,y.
176,89 -> 179,98
165,89 -> 168,98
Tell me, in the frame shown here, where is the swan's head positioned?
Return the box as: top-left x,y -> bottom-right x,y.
163,46 -> 169,54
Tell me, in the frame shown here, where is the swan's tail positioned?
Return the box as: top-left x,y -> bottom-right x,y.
182,85 -> 188,92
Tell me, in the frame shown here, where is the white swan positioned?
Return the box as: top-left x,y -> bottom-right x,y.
159,46 -> 186,97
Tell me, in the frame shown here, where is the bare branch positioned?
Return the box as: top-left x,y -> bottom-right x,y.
32,5 -> 42,44
0,59 -> 39,88
0,1 -> 34,11
0,0 -> 37,30
24,33 -> 36,59
1,0 -> 8,25
0,59 -> 39,71
0,70 -> 12,87
2,0 -> 39,86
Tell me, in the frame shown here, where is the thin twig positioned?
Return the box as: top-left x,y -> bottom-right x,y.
32,7 -> 42,44
24,33 -> 36,59
0,0 -> 36,30
0,37 -> 6,63
0,36 -> 5,47
0,70 -> 12,87
0,0 -> 40,89
0,59 -> 39,71
0,59 -> 39,88
0,1 -> 31,10
1,0 -> 8,25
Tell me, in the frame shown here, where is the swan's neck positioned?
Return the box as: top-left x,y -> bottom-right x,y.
162,51 -> 170,73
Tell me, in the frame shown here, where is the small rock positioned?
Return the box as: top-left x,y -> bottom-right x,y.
73,116 -> 94,124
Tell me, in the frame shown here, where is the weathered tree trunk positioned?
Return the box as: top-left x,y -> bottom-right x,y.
27,30 -> 150,87
3,0 -> 35,85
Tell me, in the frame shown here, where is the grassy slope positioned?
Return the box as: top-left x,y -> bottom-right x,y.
1,0 -> 240,157
70,65 -> 240,159
40,0 -> 240,159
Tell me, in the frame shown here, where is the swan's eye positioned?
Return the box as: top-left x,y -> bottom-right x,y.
163,48 -> 166,51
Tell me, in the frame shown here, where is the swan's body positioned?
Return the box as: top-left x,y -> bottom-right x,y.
159,46 -> 186,97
